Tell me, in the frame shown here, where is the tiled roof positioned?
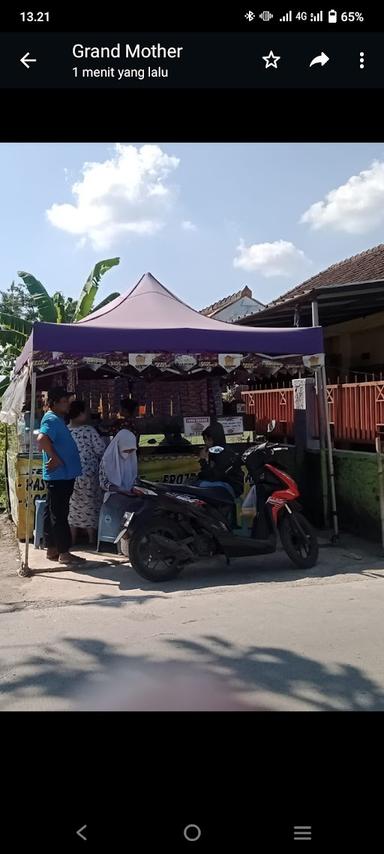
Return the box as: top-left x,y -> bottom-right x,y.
268,244 -> 384,308
200,285 -> 259,316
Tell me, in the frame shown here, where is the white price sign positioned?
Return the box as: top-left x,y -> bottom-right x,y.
218,417 -> 244,435
183,416 -> 210,436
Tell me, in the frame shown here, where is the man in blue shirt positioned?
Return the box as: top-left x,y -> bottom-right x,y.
37,386 -> 84,566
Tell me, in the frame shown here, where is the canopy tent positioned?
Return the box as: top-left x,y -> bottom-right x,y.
15,273 -> 324,372
1,272 -> 335,574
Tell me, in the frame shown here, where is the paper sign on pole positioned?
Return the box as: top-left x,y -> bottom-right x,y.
292,379 -> 306,410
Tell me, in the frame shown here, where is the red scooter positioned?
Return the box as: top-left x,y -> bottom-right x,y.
115,426 -> 319,582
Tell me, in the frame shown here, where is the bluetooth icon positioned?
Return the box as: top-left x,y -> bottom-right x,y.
244,10 -> 255,22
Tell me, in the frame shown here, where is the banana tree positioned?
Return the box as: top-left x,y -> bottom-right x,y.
0,315 -> 33,392
73,257 -> 120,320
18,256 -> 120,322
0,257 -> 120,395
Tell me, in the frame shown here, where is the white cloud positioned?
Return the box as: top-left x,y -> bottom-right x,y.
46,143 -> 180,249
301,160 -> 384,233
181,220 -> 197,231
233,239 -> 311,278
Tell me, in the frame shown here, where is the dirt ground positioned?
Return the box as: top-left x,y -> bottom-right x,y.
0,514 -> 23,596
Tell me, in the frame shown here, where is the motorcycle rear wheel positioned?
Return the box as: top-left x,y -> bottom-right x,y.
280,511 -> 318,569
129,517 -> 185,582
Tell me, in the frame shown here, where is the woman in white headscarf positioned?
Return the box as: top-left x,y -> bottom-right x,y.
99,430 -> 138,497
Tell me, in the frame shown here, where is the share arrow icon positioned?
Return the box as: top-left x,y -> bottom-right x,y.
309,52 -> 329,68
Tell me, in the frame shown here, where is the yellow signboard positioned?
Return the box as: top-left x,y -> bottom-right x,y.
139,453 -> 200,485
8,449 -> 250,539
7,451 -> 46,540
8,451 -> 201,541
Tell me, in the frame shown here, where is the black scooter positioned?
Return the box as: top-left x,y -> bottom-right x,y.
115,425 -> 319,582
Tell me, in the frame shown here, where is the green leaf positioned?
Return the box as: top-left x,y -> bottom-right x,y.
63,297 -> 77,323
0,329 -> 28,350
52,292 -> 66,324
90,292 -> 120,314
17,271 -> 57,322
0,312 -> 32,338
0,376 -> 10,397
74,257 -> 120,321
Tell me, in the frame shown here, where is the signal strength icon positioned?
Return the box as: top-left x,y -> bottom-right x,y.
310,10 -> 324,22
280,10 -> 293,22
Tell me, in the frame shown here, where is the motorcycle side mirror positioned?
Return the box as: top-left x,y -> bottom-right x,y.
208,445 -> 225,454
267,420 -> 277,433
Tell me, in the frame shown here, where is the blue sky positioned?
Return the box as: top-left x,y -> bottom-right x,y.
1,142 -> 384,310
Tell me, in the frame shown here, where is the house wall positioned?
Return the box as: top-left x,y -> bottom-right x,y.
274,446 -> 382,541
214,297 -> 264,323
304,449 -> 382,541
324,311 -> 384,373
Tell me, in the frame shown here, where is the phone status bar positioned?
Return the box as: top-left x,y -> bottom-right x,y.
1,7 -> 381,33
243,9 -> 365,26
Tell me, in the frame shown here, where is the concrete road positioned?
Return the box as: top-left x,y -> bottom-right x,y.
1,518 -> 384,711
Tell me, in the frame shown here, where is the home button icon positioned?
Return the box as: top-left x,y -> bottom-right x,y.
183,824 -> 202,842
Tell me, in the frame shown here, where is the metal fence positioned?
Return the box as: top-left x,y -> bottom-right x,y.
242,381 -> 384,444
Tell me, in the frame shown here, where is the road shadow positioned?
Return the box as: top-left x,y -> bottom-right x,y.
0,590 -> 167,614
58,543 -> 384,595
0,635 -> 383,711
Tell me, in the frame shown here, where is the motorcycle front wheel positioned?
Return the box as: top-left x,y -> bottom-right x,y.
129,517 -> 185,582
279,511 -> 319,569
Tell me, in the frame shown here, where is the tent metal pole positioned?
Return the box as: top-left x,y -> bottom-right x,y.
316,368 -> 329,526
311,299 -> 319,328
20,365 -> 36,576
311,298 -> 338,537
311,300 -> 328,525
375,436 -> 384,551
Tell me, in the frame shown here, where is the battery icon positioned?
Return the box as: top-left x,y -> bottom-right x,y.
328,9 -> 338,22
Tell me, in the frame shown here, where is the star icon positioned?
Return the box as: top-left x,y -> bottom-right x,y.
262,50 -> 281,69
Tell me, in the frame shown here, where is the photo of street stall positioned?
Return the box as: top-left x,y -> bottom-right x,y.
2,142 -> 384,714
1,271 -> 329,574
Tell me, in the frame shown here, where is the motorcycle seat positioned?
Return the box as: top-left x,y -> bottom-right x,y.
174,484 -> 235,505
140,479 -> 234,505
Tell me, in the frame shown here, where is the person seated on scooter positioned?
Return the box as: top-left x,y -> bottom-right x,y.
99,430 -> 138,513
197,426 -> 244,500
208,417 -> 226,448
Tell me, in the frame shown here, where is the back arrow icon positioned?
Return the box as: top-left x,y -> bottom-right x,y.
76,825 -> 87,841
309,52 -> 329,67
20,52 -> 37,69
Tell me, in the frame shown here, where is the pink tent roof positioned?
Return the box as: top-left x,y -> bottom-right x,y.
15,273 -> 323,371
